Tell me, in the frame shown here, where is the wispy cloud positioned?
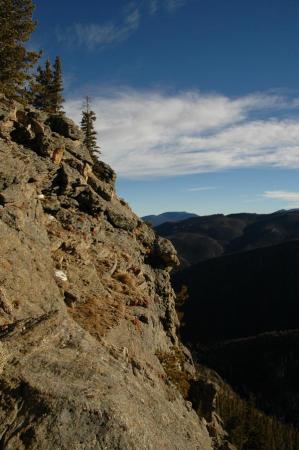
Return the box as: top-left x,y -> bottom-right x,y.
147,0 -> 161,14
166,0 -> 187,12
147,0 -> 187,15
64,89 -> 299,178
263,191 -> 299,204
58,0 -> 187,50
57,7 -> 140,50
187,186 -> 217,192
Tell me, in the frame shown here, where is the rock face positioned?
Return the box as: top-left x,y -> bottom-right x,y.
0,97 -> 218,449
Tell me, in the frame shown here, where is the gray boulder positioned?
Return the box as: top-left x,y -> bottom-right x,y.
151,236 -> 180,269
46,115 -> 83,140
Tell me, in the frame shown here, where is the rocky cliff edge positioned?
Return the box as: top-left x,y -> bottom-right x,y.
0,95 -> 222,450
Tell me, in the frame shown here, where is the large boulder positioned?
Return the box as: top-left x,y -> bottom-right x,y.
46,115 -> 83,140
151,236 -> 180,269
93,160 -> 116,186
32,132 -> 64,158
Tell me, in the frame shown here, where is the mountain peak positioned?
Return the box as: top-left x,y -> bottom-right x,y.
142,211 -> 199,226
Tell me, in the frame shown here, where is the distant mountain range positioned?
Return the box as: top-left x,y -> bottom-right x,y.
156,210 -> 299,267
142,211 -> 199,227
158,209 -> 299,429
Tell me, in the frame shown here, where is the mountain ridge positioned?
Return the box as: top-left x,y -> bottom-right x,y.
157,210 -> 299,267
142,211 -> 199,226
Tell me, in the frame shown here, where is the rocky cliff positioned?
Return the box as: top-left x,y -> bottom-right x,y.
0,95 -> 226,449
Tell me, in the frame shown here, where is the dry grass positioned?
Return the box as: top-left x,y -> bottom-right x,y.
130,317 -> 143,334
113,271 -> 135,288
127,295 -> 150,308
156,347 -> 192,400
68,295 -> 125,339
111,270 -> 150,308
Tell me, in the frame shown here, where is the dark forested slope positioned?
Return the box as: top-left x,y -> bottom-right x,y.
157,210 -> 299,267
172,238 -> 299,430
173,240 -> 299,343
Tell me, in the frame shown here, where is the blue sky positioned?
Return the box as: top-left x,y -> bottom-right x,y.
32,0 -> 299,216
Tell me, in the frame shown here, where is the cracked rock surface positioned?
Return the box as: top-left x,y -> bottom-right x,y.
0,97 -> 215,450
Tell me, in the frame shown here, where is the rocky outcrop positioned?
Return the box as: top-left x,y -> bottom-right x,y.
0,97 -> 223,449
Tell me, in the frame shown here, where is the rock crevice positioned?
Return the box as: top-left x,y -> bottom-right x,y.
0,97 -> 224,449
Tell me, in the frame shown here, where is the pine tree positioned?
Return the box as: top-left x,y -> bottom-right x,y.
31,60 -> 53,111
30,56 -> 64,113
0,0 -> 41,101
81,97 -> 100,160
51,56 -> 64,113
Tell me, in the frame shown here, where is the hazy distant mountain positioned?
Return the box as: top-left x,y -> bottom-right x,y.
142,211 -> 199,227
157,210 -> 299,267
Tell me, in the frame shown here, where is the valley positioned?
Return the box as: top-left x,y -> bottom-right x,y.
155,211 -> 299,439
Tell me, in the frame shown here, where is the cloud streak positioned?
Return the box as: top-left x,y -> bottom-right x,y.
58,0 -> 187,50
263,191 -> 299,203
64,89 -> 299,178
57,7 -> 140,50
165,0 -> 187,12
187,186 -> 217,192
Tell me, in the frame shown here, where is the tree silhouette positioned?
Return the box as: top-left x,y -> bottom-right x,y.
30,56 -> 64,112
51,56 -> 64,113
0,0 -> 41,101
81,97 -> 100,160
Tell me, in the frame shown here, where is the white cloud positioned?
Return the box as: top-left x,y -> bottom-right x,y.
263,191 -> 299,203
64,89 -> 299,178
187,186 -> 216,192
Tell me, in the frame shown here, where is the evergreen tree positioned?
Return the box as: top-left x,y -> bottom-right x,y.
81,97 -> 100,160
31,60 -> 53,111
51,56 -> 64,113
216,387 -> 299,450
0,0 -> 41,100
30,56 -> 64,113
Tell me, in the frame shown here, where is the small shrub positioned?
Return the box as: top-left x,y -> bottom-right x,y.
176,284 -> 189,307
143,220 -> 153,228
131,317 -> 143,334
114,271 -> 135,288
156,347 -> 192,399
175,285 -> 189,328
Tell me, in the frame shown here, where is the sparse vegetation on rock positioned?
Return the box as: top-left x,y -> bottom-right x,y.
0,96 -> 217,449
